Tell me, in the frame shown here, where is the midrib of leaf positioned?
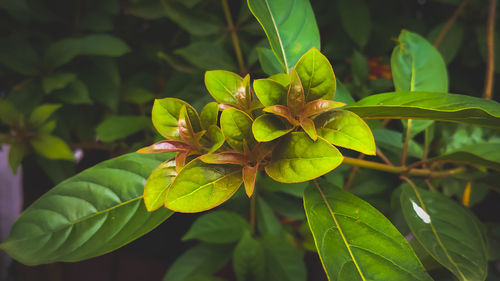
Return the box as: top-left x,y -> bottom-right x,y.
263,0 -> 288,72
0,195 -> 143,247
314,181 -> 367,281
407,185 -> 466,280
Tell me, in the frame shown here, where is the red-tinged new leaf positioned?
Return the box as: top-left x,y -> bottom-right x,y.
301,100 -> 345,118
200,152 -> 245,165
300,117 -> 317,141
287,69 -> 305,116
237,74 -> 252,110
263,105 -> 298,125
179,105 -> 196,143
175,151 -> 189,172
137,140 -> 193,153
243,164 -> 259,197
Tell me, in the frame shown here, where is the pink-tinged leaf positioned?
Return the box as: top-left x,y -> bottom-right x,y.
237,74 -> 252,110
200,152 -> 245,165
263,105 -> 298,126
178,105 -> 197,143
137,140 -> 193,153
301,100 -> 345,118
243,164 -> 259,197
287,69 -> 305,116
301,117 -> 317,141
175,151 -> 189,172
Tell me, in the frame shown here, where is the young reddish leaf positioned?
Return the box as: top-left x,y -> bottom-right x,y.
287,69 -> 305,116
175,151 -> 189,172
178,105 -> 196,142
137,140 -> 193,153
200,152 -> 245,165
152,98 -> 201,140
300,117 -> 317,141
237,74 -> 252,110
263,105 -> 298,126
243,164 -> 259,197
301,100 -> 345,118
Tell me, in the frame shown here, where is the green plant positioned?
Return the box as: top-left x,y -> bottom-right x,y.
2,0 -> 500,280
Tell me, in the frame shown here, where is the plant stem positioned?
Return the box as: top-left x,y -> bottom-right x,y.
250,193 -> 256,234
376,147 -> 393,166
433,0 -> 470,48
401,119 -> 412,167
344,154 -> 364,191
221,0 -> 247,75
342,156 -> 465,178
483,0 -> 497,99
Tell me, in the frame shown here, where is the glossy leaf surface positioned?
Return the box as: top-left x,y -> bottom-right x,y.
347,91 -> 500,129
304,183 -> 432,281
400,185 -> 488,281
205,70 -> 243,106
265,133 -> 343,183
295,48 -> 336,101
165,159 -> 242,213
252,114 -> 294,142
247,0 -> 320,71
220,108 -> 255,152
143,160 -> 177,211
183,210 -> 250,244
0,153 -> 174,265
315,110 -> 375,155
253,78 -> 287,107
152,98 -> 201,140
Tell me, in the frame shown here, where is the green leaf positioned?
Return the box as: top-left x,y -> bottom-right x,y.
160,1 -> 220,36
337,0 -> 371,48
347,92 -> 500,129
400,185 -> 488,281
96,116 -> 149,142
256,196 -> 283,236
122,87 -> 155,105
253,78 -> 287,107
42,72 -> 77,94
252,114 -> 294,142
0,153 -> 174,265
29,104 -> 61,128
391,30 -> 448,92
428,23 -> 464,64
176,42 -> 236,71
165,159 -> 242,213
80,57 -> 120,110
257,47 -> 283,75
152,98 -> 201,140
315,110 -> 375,155
220,108 -> 255,152
0,99 -> 21,126
233,231 -> 266,281
31,134 -> 74,160
295,48 -> 336,102
8,143 -> 27,174
434,143 -> 500,170
269,73 -> 291,86
203,125 -> 225,153
0,35 -> 40,76
143,160 -> 177,211
200,102 -> 219,130
247,0 -> 320,72
476,28 -> 500,74
334,80 -> 355,106
265,132 -> 343,183
304,183 -> 432,281
373,128 -> 423,158
183,210 -> 250,244
52,79 -> 93,105
44,34 -> 131,69
351,50 -> 369,83
204,71 -> 243,105
162,243 -> 232,281
261,236 -> 307,281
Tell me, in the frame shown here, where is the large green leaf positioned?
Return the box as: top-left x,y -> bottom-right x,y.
315,110 -> 375,155
96,115 -> 149,142
220,108 -> 256,152
44,34 -> 131,69
152,98 -> 201,140
183,210 -> 250,244
434,143 -> 500,170
391,30 -> 448,92
165,159 -> 242,212
337,0 -> 371,48
347,91 -> 500,129
428,23 -> 464,64
0,153 -> 174,265
252,114 -> 294,142
204,71 -> 243,106
265,132 -> 343,183
295,48 -> 336,101
400,185 -> 488,281
304,183 -> 432,281
257,47 -> 283,75
143,160 -> 177,211
247,0 -> 320,72
233,231 -> 266,281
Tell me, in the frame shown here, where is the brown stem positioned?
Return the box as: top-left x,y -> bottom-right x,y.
433,0 -> 470,48
376,147 -> 393,166
483,0 -> 497,99
344,154 -> 364,191
222,0 -> 247,75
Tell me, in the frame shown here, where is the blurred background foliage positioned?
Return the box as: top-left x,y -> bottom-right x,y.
1,0 -> 500,280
